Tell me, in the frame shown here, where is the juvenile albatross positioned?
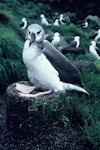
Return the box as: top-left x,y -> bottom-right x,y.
53,19 -> 60,26
89,41 -> 100,60
59,14 -> 70,25
19,18 -> 27,29
90,29 -> 100,42
77,21 -> 88,29
40,14 -> 51,26
51,32 -> 61,48
69,36 -> 80,48
16,24 -> 89,97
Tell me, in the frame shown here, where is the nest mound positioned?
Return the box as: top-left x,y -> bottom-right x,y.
6,81 -> 62,103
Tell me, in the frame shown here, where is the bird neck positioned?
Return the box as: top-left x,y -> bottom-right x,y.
22,20 -> 27,29
92,44 -> 96,48
23,40 -> 44,66
36,41 -> 44,49
75,39 -> 80,48
60,16 -> 63,20
31,41 -> 44,57
24,40 -> 43,48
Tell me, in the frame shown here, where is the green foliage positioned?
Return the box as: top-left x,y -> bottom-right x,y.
79,101 -> 100,149
0,30 -> 22,60
94,61 -> 100,72
78,70 -> 100,149
0,0 -> 100,149
0,10 -> 13,25
0,59 -> 27,93
0,19 -> 26,93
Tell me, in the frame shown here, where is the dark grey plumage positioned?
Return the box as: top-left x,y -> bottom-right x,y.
89,32 -> 98,40
61,47 -> 86,55
69,36 -> 80,48
43,40 -> 83,87
77,21 -> 88,28
19,22 -> 24,28
19,18 -> 27,29
59,14 -> 71,25
70,41 -> 78,48
95,47 -> 100,56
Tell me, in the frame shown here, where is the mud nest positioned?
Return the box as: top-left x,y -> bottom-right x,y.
5,81 -> 62,120
6,81 -> 62,103
4,82 -> 93,150
71,60 -> 96,71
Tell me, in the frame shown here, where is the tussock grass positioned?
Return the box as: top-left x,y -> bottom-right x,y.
0,58 -> 27,94
94,61 -> 100,72
0,1 -> 100,149
0,28 -> 23,60
0,21 -> 26,93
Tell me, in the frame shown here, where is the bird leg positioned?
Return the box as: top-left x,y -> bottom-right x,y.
15,83 -> 53,98
18,90 -> 53,98
15,83 -> 38,94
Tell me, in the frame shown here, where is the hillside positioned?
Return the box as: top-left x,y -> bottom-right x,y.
0,1 -> 100,149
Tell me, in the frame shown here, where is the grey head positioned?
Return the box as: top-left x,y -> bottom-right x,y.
25,24 -> 45,46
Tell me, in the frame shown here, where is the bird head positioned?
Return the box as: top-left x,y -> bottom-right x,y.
74,36 -> 80,41
22,18 -> 26,22
54,32 -> 60,37
25,24 -> 45,46
40,14 -> 45,18
91,41 -> 96,46
60,14 -> 63,18
97,29 -> 100,34
55,19 -> 59,23
56,19 -> 59,22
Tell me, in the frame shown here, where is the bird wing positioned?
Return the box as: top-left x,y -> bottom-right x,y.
89,32 -> 98,39
60,18 -> 70,25
61,47 -> 86,55
19,21 -> 24,28
89,46 -> 100,59
96,46 -> 100,56
42,40 -> 83,87
69,40 -> 77,47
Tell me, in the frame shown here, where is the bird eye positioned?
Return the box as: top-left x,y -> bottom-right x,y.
37,31 -> 41,34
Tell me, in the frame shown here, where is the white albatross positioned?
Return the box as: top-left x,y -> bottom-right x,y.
15,24 -> 89,97
51,32 -> 61,48
40,14 -> 51,26
90,29 -> 100,42
19,18 -> 27,29
95,29 -> 100,42
69,36 -> 80,48
77,21 -> 88,29
53,19 -> 60,26
89,41 -> 100,60
59,14 -> 70,25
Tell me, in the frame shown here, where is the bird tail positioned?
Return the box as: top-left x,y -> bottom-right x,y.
62,82 -> 89,95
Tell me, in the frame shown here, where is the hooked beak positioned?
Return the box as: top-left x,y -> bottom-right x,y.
29,33 -> 36,47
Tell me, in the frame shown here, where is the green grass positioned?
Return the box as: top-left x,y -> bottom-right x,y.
0,1 -> 100,149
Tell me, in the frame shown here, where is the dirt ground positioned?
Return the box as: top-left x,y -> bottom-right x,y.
0,95 -> 93,150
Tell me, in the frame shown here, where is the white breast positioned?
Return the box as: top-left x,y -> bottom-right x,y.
89,45 -> 100,59
23,40 -> 63,91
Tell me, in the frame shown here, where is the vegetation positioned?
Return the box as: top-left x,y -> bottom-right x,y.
0,0 -> 100,149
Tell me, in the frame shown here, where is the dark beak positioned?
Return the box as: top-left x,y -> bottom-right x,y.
29,33 -> 36,47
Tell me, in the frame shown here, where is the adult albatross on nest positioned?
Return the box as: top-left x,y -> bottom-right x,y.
19,18 -> 27,29
16,24 -> 89,97
89,41 -> 100,60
